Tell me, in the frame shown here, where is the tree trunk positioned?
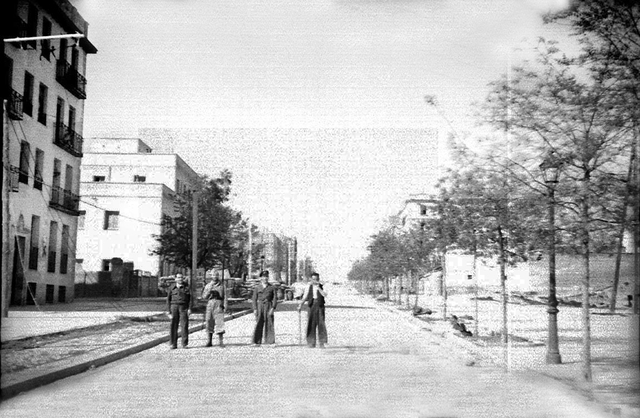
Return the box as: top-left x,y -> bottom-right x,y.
398,275 -> 403,305
498,226 -> 508,348
442,250 -> 448,320
610,137 -> 636,312
385,276 -> 390,300
406,271 -> 411,309
580,174 -> 593,382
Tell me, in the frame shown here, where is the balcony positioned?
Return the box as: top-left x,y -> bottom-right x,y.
9,166 -> 20,192
55,122 -> 83,157
50,186 -> 80,215
5,18 -> 27,48
56,60 -> 87,99
3,88 -> 24,120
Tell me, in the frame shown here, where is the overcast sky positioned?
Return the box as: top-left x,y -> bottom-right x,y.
72,0 -> 573,280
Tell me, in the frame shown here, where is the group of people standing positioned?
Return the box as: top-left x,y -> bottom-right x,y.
165,271 -> 328,349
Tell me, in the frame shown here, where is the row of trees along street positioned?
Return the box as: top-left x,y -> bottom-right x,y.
348,0 -> 640,382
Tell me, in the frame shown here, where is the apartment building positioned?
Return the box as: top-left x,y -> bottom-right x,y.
76,138 -> 200,279
2,0 -> 97,306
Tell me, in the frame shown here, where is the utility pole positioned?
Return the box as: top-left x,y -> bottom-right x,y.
247,222 -> 252,280
191,192 -> 198,293
2,100 -> 11,318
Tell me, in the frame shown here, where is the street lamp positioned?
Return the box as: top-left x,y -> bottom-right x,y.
540,152 -> 564,364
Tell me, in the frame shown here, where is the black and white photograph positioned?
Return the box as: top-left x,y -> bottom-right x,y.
1,0 -> 639,416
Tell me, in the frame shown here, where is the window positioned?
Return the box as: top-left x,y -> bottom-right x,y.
45,284 -> 54,303
64,164 -> 73,191
29,215 -> 40,270
60,225 -> 69,274
18,141 -> 30,184
26,4 -> 37,49
23,72 -> 34,116
419,205 -> 428,216
68,105 -> 76,130
104,211 -> 119,230
52,158 -> 61,188
34,148 -> 44,190
56,96 -> 64,127
37,82 -> 48,125
93,176 -> 105,182
78,210 -> 86,229
133,175 -> 146,183
101,259 -> 111,272
59,38 -> 67,62
47,221 -> 58,273
41,18 -> 51,60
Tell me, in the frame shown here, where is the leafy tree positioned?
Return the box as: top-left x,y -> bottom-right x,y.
548,0 -> 640,314
152,170 -> 244,273
481,40 -> 633,381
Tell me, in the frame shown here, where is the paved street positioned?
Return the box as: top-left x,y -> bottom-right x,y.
0,287 -> 611,418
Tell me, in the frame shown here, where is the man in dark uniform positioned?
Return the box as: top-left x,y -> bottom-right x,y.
166,273 -> 191,349
252,270 -> 278,346
298,272 -> 327,348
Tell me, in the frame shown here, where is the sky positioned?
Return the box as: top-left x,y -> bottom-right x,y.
71,0 -> 573,280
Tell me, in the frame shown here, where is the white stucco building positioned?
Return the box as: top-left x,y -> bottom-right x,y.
76,138 -> 200,278
3,0 -> 97,306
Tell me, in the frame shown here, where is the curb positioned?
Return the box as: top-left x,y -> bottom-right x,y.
0,309 -> 253,401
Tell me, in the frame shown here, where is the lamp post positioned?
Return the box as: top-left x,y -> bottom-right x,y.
540,152 -> 563,364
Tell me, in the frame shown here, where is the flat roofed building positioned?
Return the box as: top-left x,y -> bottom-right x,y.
76,138 -> 200,278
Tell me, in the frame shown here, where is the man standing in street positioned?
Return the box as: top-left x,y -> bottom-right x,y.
202,272 -> 227,347
298,272 -> 328,348
166,273 -> 191,349
252,270 -> 277,346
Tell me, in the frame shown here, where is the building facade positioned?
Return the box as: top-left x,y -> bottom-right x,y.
2,0 -> 97,306
76,138 -> 200,281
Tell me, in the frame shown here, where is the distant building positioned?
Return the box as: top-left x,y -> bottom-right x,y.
255,230 -> 297,284
394,193 -> 439,231
76,138 -> 200,280
3,0 -> 97,306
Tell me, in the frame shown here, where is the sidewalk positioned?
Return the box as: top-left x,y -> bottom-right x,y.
1,298 -> 168,342
1,297 -> 252,400
380,292 -> 640,418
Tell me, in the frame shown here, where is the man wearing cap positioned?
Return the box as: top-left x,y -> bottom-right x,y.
298,272 -> 328,348
252,271 -> 278,345
166,273 -> 192,349
202,272 -> 227,347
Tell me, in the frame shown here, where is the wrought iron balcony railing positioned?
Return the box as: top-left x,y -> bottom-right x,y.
54,122 -> 83,157
3,88 -> 24,120
56,60 -> 87,99
5,18 -> 27,48
50,186 -> 80,215
10,166 -> 20,192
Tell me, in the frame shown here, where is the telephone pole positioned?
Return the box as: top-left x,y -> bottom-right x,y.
247,222 -> 252,280
2,100 -> 12,318
191,192 -> 199,292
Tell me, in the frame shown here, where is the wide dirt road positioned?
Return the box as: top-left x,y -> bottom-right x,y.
0,286 -> 609,418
